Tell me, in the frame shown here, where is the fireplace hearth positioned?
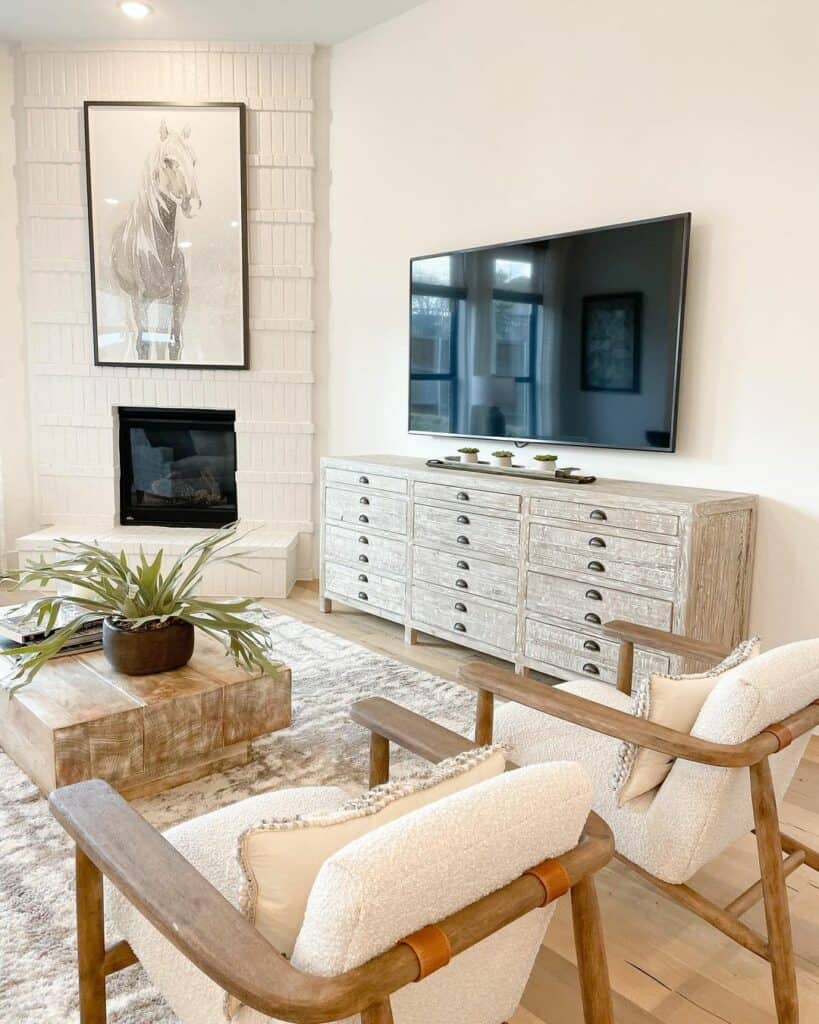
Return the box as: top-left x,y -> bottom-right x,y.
118,407 -> 238,528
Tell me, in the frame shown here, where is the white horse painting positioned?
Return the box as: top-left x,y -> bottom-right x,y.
110,120 -> 201,361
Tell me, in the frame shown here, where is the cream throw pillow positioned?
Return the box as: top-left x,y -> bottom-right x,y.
237,746 -> 506,959
613,637 -> 760,805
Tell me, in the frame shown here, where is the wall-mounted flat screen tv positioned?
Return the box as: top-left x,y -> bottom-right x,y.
408,213 -> 690,451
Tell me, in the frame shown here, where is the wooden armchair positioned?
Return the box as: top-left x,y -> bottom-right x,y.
51,765 -> 615,1024
352,621 -> 819,1024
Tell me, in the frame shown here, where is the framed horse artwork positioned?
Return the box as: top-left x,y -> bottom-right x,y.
83,101 -> 249,369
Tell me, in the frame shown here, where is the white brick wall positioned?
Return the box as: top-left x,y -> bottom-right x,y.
16,41 -> 316,569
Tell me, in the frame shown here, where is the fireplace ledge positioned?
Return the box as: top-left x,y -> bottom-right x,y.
16,526 -> 298,599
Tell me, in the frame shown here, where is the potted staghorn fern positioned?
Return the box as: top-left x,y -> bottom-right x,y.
1,523 -> 280,692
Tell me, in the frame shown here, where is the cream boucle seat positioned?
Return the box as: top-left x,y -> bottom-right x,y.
51,749 -> 616,1024
494,664 -> 812,886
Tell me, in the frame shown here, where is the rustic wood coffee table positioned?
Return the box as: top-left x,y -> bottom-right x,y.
0,633 -> 291,799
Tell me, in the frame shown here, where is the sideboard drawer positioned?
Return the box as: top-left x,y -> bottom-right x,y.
414,503 -> 519,561
524,618 -> 670,685
530,497 -> 679,537
325,487 -> 407,536
529,523 -> 677,591
414,480 -> 520,513
324,524 -> 406,577
412,585 -> 517,652
526,571 -> 673,630
412,545 -> 518,606
325,467 -> 408,495
325,562 -> 405,615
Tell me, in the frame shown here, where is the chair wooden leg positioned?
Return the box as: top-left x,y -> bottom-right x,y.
475,688 -> 494,745
370,732 -> 390,788
571,875 -> 614,1024
76,846 -> 107,1024
362,998 -> 394,1023
615,640 -> 634,696
750,757 -> 799,1024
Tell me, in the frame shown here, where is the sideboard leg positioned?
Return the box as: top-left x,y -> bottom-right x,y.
516,664 -> 532,678
404,625 -> 419,645
319,596 -> 332,613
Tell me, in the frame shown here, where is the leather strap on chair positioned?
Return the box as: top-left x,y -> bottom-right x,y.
763,723 -> 793,751
523,858 -> 571,906
400,924 -> 451,980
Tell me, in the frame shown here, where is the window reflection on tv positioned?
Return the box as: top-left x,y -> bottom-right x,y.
408,214 -> 689,451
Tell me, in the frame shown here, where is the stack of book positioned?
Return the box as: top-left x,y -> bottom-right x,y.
0,601 -> 104,659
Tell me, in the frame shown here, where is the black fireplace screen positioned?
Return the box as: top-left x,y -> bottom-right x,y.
118,407 -> 238,527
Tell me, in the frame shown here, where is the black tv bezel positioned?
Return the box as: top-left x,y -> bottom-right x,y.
407,211 -> 691,454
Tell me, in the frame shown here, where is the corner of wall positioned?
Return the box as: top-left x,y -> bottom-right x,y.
0,43 -> 35,569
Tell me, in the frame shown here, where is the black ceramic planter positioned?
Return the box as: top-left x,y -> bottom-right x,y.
102,618 -> 195,675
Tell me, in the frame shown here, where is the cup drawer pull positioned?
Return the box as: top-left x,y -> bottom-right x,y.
358,554 -> 369,563
359,496 -> 370,505
588,537 -> 606,548
585,612 -> 601,625
582,663 -> 600,676
454,601 -> 467,613
453,622 -> 467,633
589,509 -> 607,521
456,560 -> 469,570
358,514 -> 369,523
456,514 -> 470,525
583,639 -> 600,652
358,591 -> 368,601
358,475 -> 369,484
456,535 -> 470,545
454,578 -> 468,589
585,589 -> 602,601
358,573 -> 368,583
456,491 -> 469,501
587,560 -> 605,572
358,535 -> 369,544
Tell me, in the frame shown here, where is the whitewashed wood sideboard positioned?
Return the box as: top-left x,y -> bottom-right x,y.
319,455 -> 757,687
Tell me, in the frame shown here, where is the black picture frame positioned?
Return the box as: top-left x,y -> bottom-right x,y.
83,101 -> 250,370
580,292 -> 642,393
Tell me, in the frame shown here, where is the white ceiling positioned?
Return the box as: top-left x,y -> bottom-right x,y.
0,0 -> 425,45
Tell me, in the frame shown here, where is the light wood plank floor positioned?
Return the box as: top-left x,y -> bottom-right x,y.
271,582 -> 819,1024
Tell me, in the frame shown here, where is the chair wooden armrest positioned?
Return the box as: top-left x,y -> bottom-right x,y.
51,779 -> 614,1024
602,620 -> 731,664
351,696 -> 475,782
457,662 -> 819,769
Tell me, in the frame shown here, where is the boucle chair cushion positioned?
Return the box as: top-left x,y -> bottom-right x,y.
268,760 -> 592,1024
613,637 -> 760,805
238,746 -> 505,960
496,638 -> 819,885
106,786 -> 350,1024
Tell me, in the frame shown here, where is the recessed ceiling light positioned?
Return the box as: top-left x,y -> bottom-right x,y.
119,1 -> 153,19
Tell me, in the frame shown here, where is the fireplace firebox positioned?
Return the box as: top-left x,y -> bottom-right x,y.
118,407 -> 238,528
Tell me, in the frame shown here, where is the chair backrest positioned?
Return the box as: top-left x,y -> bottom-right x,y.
289,761 -> 593,1024
648,639 -> 819,881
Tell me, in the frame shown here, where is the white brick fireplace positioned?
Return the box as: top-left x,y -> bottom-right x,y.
14,41 -> 318,595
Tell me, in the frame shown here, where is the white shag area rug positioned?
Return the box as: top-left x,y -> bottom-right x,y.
0,611 -> 478,1023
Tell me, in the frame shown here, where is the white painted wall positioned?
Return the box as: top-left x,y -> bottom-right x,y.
0,45 -> 34,569
14,42 -> 319,575
328,0 -> 819,646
